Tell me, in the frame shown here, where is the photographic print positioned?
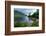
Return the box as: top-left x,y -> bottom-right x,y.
14,8 -> 39,27
5,1 -> 45,35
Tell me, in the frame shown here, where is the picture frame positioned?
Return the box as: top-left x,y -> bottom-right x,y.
5,1 -> 45,35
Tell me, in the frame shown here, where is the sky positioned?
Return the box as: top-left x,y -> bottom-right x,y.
14,8 -> 37,16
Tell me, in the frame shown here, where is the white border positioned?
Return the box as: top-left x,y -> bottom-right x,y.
11,5 -> 42,31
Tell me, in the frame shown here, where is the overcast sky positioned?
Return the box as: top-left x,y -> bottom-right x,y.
14,8 -> 37,16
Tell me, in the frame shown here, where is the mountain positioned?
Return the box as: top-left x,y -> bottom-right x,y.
14,10 -> 26,16
31,9 -> 39,19
14,10 -> 27,21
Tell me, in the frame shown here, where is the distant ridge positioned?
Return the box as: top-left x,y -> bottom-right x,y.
14,10 -> 26,16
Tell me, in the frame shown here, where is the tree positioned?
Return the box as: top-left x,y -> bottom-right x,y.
28,12 -> 31,18
31,9 -> 39,19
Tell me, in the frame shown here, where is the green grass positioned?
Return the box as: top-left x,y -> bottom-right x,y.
14,20 -> 39,27
14,22 -> 28,27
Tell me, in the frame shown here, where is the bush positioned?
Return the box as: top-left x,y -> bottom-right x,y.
31,20 -> 39,27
